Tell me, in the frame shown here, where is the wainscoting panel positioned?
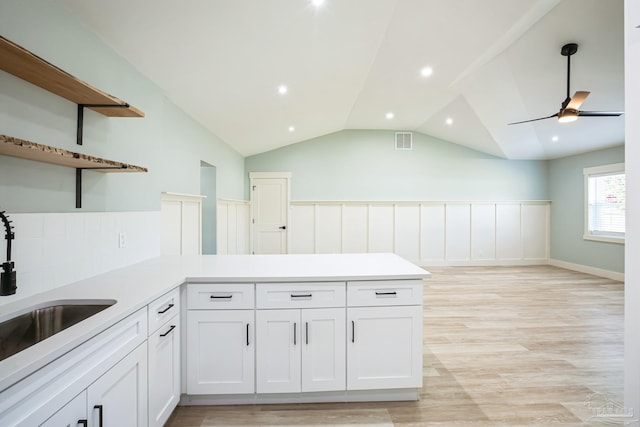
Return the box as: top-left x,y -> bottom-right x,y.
316,204 -> 342,254
217,199 -> 250,255
394,205 -> 420,261
290,204 -> 315,254
342,204 -> 368,253
368,204 -> 394,253
471,204 -> 496,261
496,204 -> 522,260
522,203 -> 549,261
420,204 -> 445,263
445,204 -> 471,262
289,201 -> 550,266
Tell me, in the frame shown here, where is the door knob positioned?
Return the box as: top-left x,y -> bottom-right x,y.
279,226 -> 287,230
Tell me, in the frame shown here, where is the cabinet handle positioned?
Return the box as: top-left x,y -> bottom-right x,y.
305,322 -> 309,345
293,322 -> 297,345
246,323 -> 250,346
210,295 -> 233,299
291,293 -> 312,298
351,320 -> 355,343
375,291 -> 397,296
160,325 -> 176,337
157,303 -> 174,314
94,405 -> 103,427
78,421 -> 88,427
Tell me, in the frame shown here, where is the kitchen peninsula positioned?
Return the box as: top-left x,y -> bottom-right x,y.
0,253 -> 429,427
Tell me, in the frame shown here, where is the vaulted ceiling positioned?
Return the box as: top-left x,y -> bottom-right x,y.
58,0 -> 624,159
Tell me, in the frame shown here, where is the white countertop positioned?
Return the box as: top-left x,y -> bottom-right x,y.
0,253 -> 429,392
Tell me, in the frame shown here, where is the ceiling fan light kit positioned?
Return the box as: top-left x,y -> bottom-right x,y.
558,109 -> 578,123
508,43 -> 623,126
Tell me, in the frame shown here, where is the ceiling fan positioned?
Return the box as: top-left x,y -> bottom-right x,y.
508,43 -> 623,125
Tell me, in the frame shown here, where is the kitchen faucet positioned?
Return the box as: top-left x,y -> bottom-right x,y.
1,210 -> 16,296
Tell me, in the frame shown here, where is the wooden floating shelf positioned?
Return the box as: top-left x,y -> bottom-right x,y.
0,36 -> 144,118
0,134 -> 147,173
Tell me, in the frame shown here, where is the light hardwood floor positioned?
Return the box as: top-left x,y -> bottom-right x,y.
166,265 -> 624,426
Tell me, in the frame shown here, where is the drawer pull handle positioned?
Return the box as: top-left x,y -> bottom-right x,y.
211,295 -> 233,299
78,420 -> 88,427
351,320 -> 355,343
291,293 -> 312,298
160,325 -> 176,337
94,405 -> 103,427
375,291 -> 397,296
157,303 -> 174,314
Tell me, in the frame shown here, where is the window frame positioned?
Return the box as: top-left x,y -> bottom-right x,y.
583,162 -> 625,244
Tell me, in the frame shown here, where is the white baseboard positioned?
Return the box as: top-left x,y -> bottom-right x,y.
548,259 -> 624,281
414,259 -> 548,267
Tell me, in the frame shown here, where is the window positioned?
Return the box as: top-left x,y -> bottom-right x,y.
584,163 -> 625,244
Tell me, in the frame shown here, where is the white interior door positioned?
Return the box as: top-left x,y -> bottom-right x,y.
250,173 -> 290,254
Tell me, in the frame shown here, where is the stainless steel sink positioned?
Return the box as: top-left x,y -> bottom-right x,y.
0,300 -> 116,362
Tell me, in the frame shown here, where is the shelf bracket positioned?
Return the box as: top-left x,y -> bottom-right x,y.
75,165 -> 129,209
77,103 -> 130,145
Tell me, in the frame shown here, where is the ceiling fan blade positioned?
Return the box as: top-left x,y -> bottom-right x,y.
577,111 -> 624,117
566,91 -> 590,110
508,113 -> 558,125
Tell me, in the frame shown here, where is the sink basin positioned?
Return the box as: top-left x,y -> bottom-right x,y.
0,299 -> 116,362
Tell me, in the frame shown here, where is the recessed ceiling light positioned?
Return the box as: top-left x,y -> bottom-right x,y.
289,126 -> 295,132
278,85 -> 288,95
445,117 -> 453,125
386,112 -> 394,120
420,66 -> 433,77
312,0 -> 325,7
552,135 -> 559,142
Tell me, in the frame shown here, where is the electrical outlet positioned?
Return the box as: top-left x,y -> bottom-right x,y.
118,232 -> 127,248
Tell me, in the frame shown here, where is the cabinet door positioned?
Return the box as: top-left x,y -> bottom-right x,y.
186,310 -> 254,394
40,391 -> 87,427
301,308 -> 346,392
148,317 -> 180,427
256,309 -> 301,393
347,306 -> 422,390
87,343 -> 148,427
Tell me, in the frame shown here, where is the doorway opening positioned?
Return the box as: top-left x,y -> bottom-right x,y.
201,161 -> 217,254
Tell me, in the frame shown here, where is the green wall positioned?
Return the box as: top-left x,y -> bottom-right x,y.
549,145 -> 625,273
245,130 -> 549,201
0,0 -> 245,213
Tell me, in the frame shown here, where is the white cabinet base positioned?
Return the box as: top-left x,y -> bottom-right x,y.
179,388 -> 420,406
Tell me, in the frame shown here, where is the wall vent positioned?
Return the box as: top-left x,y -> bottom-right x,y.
395,132 -> 413,150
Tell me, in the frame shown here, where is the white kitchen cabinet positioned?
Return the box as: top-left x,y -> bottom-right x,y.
148,317 -> 180,427
347,305 -> 422,390
301,308 -> 346,392
255,308 -> 345,393
87,343 -> 148,427
186,309 -> 255,394
39,391 -> 87,427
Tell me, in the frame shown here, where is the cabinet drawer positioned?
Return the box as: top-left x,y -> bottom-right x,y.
148,287 -> 180,334
187,284 -> 255,309
347,280 -> 423,307
256,282 -> 345,309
